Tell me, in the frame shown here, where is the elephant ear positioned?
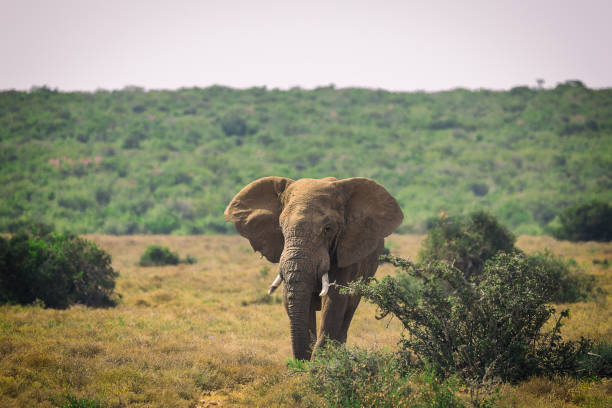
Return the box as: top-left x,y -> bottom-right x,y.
224,176 -> 294,263
334,178 -> 403,268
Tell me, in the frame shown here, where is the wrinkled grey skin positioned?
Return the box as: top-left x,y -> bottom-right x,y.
225,177 -> 403,360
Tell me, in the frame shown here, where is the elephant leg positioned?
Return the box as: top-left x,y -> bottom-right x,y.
338,295 -> 362,342
314,285 -> 349,352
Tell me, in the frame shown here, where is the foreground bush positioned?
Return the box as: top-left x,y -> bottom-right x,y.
0,228 -> 119,308
419,211 -> 516,279
345,254 -> 595,386
554,200 -> 612,242
291,343 -> 464,408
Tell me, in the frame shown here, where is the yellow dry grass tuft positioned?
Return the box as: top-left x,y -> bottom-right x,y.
0,234 -> 609,407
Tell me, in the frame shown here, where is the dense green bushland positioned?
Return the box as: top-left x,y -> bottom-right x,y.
0,225 -> 119,308
1,82 -> 610,234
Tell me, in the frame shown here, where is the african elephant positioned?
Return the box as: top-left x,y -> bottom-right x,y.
224,177 -> 403,360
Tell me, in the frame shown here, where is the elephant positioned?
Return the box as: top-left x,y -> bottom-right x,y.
224,177 -> 403,360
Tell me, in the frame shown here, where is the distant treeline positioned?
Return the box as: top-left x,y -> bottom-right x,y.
0,81 -> 610,235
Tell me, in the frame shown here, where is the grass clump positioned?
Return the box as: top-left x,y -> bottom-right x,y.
61,394 -> 103,408
0,225 -> 119,309
553,200 -> 612,242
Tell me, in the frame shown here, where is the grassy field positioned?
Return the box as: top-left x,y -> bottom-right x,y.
0,234 -> 610,407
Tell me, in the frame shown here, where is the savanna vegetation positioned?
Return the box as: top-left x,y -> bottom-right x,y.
1,82 -> 610,406
1,82 -> 611,235
0,231 -> 610,407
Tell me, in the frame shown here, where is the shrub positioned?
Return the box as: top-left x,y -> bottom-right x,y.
221,114 -> 247,137
0,228 -> 119,308
305,343 -> 411,407
419,211 -> 516,279
294,342 -> 463,408
420,212 -> 594,303
344,254 -> 593,386
554,200 -> 612,242
526,250 -> 595,303
469,182 -> 489,196
138,245 -> 180,266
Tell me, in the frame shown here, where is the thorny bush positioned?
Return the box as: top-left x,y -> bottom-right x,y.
343,254 -> 595,386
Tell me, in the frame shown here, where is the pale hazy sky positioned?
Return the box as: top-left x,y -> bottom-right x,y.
1,0 -> 611,92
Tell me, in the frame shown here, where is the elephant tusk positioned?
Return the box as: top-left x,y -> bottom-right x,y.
319,272 -> 329,297
268,273 -> 283,295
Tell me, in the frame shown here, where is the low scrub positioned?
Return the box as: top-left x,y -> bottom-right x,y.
139,245 -> 179,266
344,254 -> 598,388
138,245 -> 195,266
419,211 -> 516,279
420,211 -> 594,302
526,250 -> 596,303
0,225 -> 119,308
290,343 -> 464,408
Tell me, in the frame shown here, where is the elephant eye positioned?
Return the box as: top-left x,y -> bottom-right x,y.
324,224 -> 332,234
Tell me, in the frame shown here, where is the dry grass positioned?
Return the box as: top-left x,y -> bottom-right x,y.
0,234 -> 609,407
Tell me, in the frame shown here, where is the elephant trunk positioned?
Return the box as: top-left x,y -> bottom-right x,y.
280,240 -> 317,360
286,286 -> 312,360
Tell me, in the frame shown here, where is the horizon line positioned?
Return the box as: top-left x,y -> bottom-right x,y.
1,79 -> 605,94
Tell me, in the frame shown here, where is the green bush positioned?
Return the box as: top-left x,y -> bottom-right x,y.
138,245 -> 180,266
220,113 -> 247,137
420,212 -> 594,303
419,211 -> 516,279
304,343 -> 412,407
345,254 -> 593,386
0,227 -> 119,309
294,342 -> 463,408
554,200 -> 612,242
526,250 -> 596,303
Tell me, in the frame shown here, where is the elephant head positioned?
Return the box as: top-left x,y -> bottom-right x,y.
225,177 -> 403,360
